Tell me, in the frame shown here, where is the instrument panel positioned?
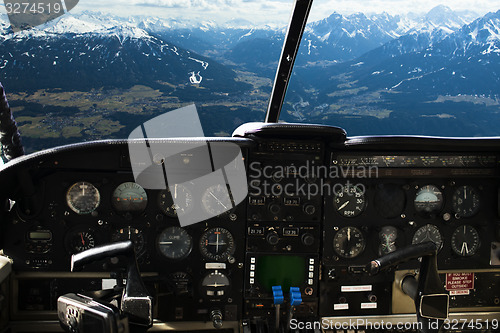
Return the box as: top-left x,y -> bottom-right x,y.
1,138 -> 500,326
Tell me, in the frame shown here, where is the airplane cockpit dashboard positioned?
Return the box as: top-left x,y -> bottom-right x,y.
0,122 -> 499,332
0,0 -> 500,332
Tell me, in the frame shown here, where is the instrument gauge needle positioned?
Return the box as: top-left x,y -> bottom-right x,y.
338,201 -> 349,211
210,192 -> 228,209
461,242 -> 469,255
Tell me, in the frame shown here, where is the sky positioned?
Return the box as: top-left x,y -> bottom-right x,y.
69,0 -> 500,25
0,0 -> 498,26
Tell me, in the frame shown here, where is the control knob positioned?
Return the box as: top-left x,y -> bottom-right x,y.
266,231 -> 280,245
303,204 -> 316,215
301,233 -> 315,246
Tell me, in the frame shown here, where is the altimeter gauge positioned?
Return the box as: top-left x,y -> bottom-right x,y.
452,186 -> 480,218
66,181 -> 100,215
158,184 -> 193,217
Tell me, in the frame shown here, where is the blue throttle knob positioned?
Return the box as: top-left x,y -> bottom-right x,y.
290,287 -> 302,306
272,286 -> 284,305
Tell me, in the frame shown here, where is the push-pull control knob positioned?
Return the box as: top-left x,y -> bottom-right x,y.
303,204 -> 316,215
266,231 -> 280,245
210,309 -> 223,329
269,203 -> 281,215
301,233 -> 315,246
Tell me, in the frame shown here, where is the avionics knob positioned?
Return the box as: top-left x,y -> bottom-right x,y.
269,203 -> 281,215
210,309 -> 223,329
301,233 -> 315,246
303,204 -> 316,215
266,231 -> 280,245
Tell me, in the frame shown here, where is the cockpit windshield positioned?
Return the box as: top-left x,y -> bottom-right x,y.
1,0 -> 499,153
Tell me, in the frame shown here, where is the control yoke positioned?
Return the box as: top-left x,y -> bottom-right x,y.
366,242 -> 449,333
59,241 -> 153,332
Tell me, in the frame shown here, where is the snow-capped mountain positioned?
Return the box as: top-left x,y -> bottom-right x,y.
434,10 -> 500,57
221,5 -> 479,74
307,9 -> 500,104
0,16 -> 249,94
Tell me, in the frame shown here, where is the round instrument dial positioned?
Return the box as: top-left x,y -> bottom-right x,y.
451,225 -> 480,257
412,224 -> 443,251
333,226 -> 366,258
202,184 -> 233,216
112,182 -> 148,215
157,226 -> 193,260
111,226 -> 145,256
333,184 -> 367,218
414,185 -> 444,216
169,272 -> 192,296
158,184 -> 193,217
199,227 -> 235,262
452,186 -> 480,218
201,271 -> 230,299
71,231 -> 95,253
66,228 -> 96,253
379,226 -> 398,255
66,181 -> 100,215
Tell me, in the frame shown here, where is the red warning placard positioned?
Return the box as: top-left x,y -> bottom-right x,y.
445,273 -> 474,291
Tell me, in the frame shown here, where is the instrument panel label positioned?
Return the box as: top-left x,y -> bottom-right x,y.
445,273 -> 474,291
341,285 -> 372,292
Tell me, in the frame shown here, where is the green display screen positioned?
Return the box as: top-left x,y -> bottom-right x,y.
255,255 -> 306,293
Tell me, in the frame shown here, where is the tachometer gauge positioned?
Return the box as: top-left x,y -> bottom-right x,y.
157,226 -> 193,260
333,184 -> 367,218
452,186 -> 480,218
412,224 -> 443,251
333,226 -> 365,259
66,181 -> 100,215
451,225 -> 480,257
112,182 -> 148,215
199,227 -> 235,262
414,185 -> 444,216
111,226 -> 145,256
158,184 -> 193,217
379,226 -> 398,255
69,230 -> 95,253
202,184 -> 233,216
